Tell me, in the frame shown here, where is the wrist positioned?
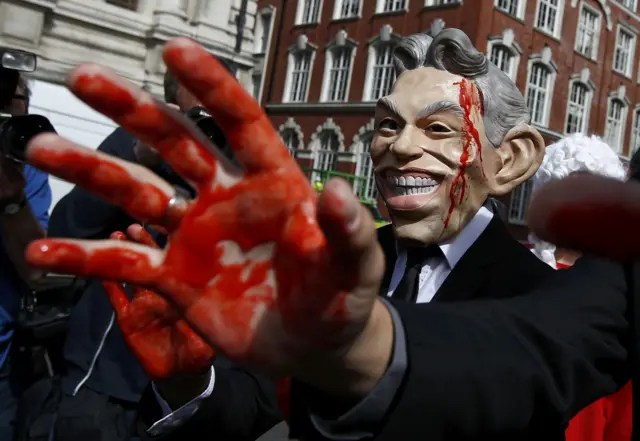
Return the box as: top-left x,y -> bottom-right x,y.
295,299 -> 393,399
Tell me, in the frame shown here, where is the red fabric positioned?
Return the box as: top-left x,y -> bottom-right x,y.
565,381 -> 632,441
556,262 -> 572,269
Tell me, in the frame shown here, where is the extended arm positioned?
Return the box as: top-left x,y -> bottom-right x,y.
292,257 -> 631,440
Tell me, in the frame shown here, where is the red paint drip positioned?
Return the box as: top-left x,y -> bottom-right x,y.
444,79 -> 484,228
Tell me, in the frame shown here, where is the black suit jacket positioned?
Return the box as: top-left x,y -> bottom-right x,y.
376,217 -> 554,304
290,216 -> 561,440
371,256 -> 633,441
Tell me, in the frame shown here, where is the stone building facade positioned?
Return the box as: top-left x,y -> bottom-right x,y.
257,0 -> 640,239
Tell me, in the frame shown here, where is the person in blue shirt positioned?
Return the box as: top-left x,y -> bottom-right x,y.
0,72 -> 52,441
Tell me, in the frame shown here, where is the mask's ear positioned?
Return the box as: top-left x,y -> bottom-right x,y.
488,123 -> 545,196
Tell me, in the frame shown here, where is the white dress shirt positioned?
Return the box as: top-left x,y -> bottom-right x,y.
387,204 -> 494,303
148,204 -> 494,435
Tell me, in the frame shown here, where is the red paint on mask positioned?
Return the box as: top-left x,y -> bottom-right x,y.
444,79 -> 483,228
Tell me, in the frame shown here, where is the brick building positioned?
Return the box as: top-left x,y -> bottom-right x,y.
253,0 -> 640,239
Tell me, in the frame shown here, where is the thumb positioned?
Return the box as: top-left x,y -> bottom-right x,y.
317,178 -> 384,292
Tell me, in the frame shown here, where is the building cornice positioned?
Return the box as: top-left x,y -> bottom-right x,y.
266,102 -> 376,114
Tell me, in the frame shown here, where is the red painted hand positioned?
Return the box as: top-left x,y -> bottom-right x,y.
528,174 -> 640,261
102,225 -> 214,380
23,38 -> 384,380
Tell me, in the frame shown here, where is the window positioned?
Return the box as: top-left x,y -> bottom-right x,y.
495,0 -> 521,16
605,98 -> 627,153
365,44 -> 395,101
536,0 -> 562,37
575,6 -> 600,59
490,44 -> 517,80
613,27 -> 636,77
256,13 -> 272,54
377,0 -> 407,13
620,0 -> 638,12
285,51 -> 313,102
334,0 -> 360,18
354,134 -> 378,202
281,128 -> 301,156
509,179 -> 534,225
296,0 -> 322,24
105,0 -> 138,10
323,47 -> 354,102
313,130 -> 340,172
525,62 -> 553,126
565,82 -> 590,134
631,108 -> 640,157
425,0 -> 460,5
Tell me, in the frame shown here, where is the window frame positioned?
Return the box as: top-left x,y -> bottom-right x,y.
282,45 -> 317,103
563,79 -> 593,135
362,40 -> 397,102
375,0 -> 408,13
487,38 -> 521,81
524,58 -> 557,127
494,0 -> 527,20
613,25 -> 637,78
604,96 -> 629,154
333,0 -> 362,19
574,2 -> 602,60
534,0 -> 565,39
508,179 -> 534,225
295,0 -> 324,25
320,43 -> 357,103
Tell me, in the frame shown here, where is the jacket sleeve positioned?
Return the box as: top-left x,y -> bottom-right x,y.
137,357 -> 283,441
48,128 -> 135,239
376,256 -> 631,439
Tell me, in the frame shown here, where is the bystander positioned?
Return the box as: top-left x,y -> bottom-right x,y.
0,67 -> 52,441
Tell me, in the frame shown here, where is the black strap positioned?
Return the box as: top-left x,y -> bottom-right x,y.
391,246 -> 441,303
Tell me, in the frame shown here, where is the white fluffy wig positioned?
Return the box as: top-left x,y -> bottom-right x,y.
528,133 -> 626,267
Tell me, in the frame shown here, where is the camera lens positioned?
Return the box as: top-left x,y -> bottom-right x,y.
0,114 -> 56,162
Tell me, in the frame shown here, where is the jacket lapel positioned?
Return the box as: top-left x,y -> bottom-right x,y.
432,217 -> 506,303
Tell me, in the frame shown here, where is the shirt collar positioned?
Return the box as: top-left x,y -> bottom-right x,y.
395,202 -> 494,269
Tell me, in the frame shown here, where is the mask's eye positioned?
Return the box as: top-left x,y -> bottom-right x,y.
427,123 -> 452,133
378,118 -> 400,133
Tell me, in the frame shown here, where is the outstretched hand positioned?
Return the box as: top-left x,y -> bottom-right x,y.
528,174 -> 640,261
23,37 -> 387,390
102,225 -> 214,380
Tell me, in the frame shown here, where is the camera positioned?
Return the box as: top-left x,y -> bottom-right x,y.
0,47 -> 56,163
184,106 -> 236,164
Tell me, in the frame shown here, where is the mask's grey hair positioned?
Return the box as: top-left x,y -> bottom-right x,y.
393,28 -> 531,147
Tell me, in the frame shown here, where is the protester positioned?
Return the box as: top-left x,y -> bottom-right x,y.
0,69 -> 51,441
529,133 -> 631,441
19,30 -> 640,441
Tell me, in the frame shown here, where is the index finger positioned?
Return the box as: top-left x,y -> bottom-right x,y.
162,38 -> 294,174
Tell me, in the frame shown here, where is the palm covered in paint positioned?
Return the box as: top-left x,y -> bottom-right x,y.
23,38 -> 382,374
102,226 -> 214,380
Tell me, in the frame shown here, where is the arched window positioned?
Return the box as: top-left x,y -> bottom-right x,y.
525,59 -> 556,126
604,97 -> 628,153
281,128 -> 301,156
631,107 -> 640,156
565,81 -> 591,134
354,132 -> 377,202
314,130 -> 340,172
487,29 -> 521,81
490,45 -> 515,78
321,32 -> 357,103
283,37 -> 317,103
